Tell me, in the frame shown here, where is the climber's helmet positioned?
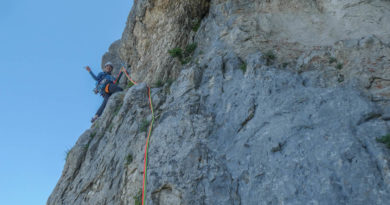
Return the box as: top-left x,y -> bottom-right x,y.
104,62 -> 113,72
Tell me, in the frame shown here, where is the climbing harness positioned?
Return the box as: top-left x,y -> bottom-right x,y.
117,66 -> 155,205
96,76 -> 113,94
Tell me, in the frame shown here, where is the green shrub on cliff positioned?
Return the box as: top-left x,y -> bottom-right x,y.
169,43 -> 197,65
168,48 -> 183,59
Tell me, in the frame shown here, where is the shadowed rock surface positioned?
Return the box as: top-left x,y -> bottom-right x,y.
48,0 -> 390,204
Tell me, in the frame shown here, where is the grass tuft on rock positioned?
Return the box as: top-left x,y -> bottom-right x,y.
185,43 -> 197,54
337,74 -> 344,83
192,19 -> 202,32
240,63 -> 247,73
154,80 -> 164,88
89,131 -> 96,139
140,119 -> 150,133
376,134 -> 390,148
336,63 -> 343,70
329,57 -> 337,64
168,48 -> 183,59
166,79 -> 175,87
64,148 -> 71,161
125,154 -> 133,166
169,43 -> 197,65
264,50 -> 276,65
133,190 -> 142,205
83,142 -> 90,151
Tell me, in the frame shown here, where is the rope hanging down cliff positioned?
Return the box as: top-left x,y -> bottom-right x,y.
116,66 -> 155,205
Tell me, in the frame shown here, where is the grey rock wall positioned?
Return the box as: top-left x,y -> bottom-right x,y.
48,51 -> 390,204
48,0 -> 390,204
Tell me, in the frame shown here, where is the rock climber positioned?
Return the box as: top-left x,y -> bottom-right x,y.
85,62 -> 123,123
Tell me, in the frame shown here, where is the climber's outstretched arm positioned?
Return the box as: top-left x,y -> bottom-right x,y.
85,66 -> 98,81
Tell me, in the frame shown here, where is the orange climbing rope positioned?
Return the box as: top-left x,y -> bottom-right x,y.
117,66 -> 154,205
114,67 -> 138,85
142,86 -> 154,205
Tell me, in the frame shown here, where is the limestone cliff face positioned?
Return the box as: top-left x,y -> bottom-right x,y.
48,0 -> 390,204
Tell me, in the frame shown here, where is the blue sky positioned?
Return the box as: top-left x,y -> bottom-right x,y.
0,0 -> 133,204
